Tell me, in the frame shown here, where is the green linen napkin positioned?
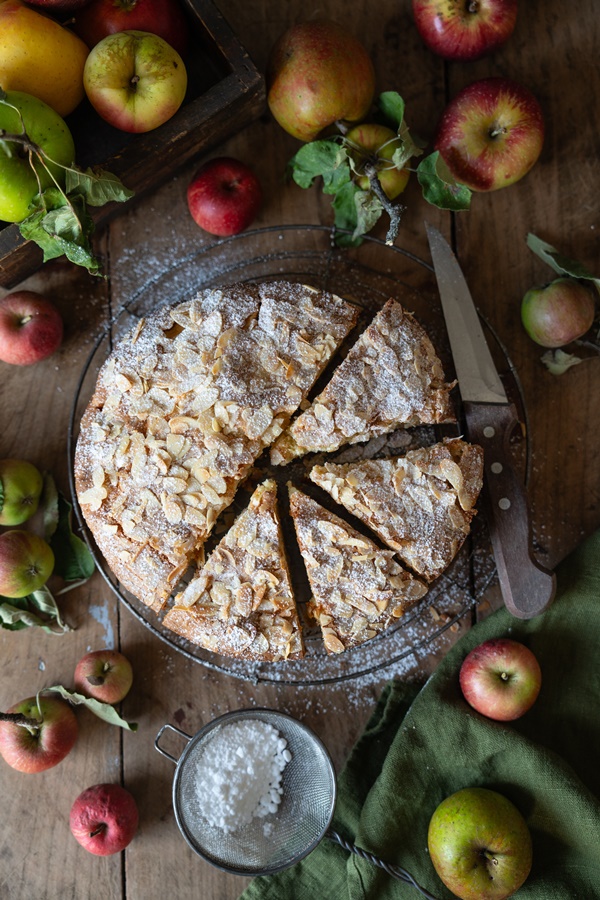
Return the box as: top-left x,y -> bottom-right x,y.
240,529 -> 600,899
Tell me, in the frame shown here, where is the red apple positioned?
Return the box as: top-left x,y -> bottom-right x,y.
0,695 -> 78,773
83,30 -> 187,133
70,783 -> 139,855
0,459 -> 43,526
0,530 -> 55,598
459,638 -> 542,721
267,19 -> 376,142
428,787 -> 532,900
187,157 -> 262,237
435,76 -> 544,191
0,291 -> 63,366
412,0 -> 518,62
74,649 -> 133,704
521,277 -> 596,348
73,0 -> 189,58
344,123 -> 410,200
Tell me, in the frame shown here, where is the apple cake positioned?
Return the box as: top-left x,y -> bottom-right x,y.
288,485 -> 428,654
310,438 -> 484,582
271,299 -> 455,465
162,479 -> 304,662
75,281 -> 359,611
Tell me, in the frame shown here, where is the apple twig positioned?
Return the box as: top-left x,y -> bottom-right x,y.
0,711 -> 39,732
364,163 -> 406,245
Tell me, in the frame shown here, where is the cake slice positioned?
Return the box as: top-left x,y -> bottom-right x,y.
75,281 -> 359,611
310,438 -> 483,582
162,479 -> 304,661
288,486 -> 427,654
271,299 -> 455,465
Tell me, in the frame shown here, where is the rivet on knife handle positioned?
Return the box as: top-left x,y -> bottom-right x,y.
464,401 -> 557,619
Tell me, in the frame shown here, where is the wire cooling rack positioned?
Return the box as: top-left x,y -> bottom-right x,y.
68,225 -> 524,686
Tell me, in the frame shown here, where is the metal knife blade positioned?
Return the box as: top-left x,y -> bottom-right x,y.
425,223 -> 556,619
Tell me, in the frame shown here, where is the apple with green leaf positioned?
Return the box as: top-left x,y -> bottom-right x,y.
521,278 -> 596,348
459,638 -> 542,721
0,459 -> 43,525
0,90 -> 76,224
345,123 -> 410,200
428,787 -> 533,899
0,695 -> 78,773
0,530 -> 54,598
412,0 -> 518,61
267,19 -> 376,142
83,31 -> 188,133
435,76 -> 544,191
74,649 -> 133,705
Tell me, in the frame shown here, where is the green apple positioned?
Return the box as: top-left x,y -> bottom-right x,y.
0,459 -> 43,525
345,123 -> 410,200
521,277 -> 596,348
83,31 -> 188,134
267,19 -> 375,142
0,530 -> 54,597
428,787 -> 532,900
0,90 -> 76,223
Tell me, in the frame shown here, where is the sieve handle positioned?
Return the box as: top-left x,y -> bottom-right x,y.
154,722 -> 193,764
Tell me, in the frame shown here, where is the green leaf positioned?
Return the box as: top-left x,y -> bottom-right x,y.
353,190 -> 383,239
44,685 -> 138,731
417,151 -> 472,211
48,489 -> 95,582
65,167 -> 135,207
28,585 -> 69,631
526,234 -> 600,287
289,140 -> 350,192
20,192 -> 102,275
376,91 -> 405,130
541,349 -> 584,375
331,181 -> 363,247
0,591 -> 68,634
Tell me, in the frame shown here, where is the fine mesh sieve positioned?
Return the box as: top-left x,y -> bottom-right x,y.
155,708 -> 337,876
155,708 -> 440,898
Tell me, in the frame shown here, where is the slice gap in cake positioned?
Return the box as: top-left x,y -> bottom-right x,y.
271,298 -> 456,465
288,485 -> 428,654
310,438 -> 484,583
162,478 -> 304,662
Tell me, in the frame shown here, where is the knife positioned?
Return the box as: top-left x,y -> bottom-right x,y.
425,222 -> 556,619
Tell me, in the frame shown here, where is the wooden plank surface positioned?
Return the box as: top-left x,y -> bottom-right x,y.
1,1 -> 598,898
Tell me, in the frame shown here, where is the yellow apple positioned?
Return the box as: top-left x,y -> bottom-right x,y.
0,0 -> 89,118
345,123 -> 410,200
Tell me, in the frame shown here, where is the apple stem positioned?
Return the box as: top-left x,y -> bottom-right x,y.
364,163 -> 406,245
488,125 -> 508,140
89,824 -> 107,838
468,0 -> 480,13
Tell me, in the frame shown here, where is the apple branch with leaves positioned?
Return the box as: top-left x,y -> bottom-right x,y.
0,687 -> 137,734
0,89 -> 134,275
288,91 -> 472,246
525,233 -> 600,375
0,474 -> 96,634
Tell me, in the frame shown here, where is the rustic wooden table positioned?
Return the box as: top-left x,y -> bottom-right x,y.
1,1 -> 598,898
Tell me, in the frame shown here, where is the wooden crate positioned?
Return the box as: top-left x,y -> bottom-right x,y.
0,0 -> 265,288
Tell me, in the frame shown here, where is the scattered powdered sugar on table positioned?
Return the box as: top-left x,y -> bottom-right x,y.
194,720 -> 291,833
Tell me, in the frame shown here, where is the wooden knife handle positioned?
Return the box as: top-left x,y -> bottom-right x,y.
464,401 -> 556,619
